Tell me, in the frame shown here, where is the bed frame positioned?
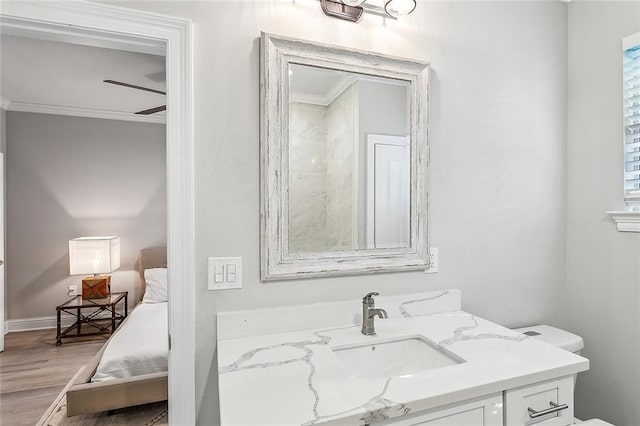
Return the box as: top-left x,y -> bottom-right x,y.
66,247 -> 169,416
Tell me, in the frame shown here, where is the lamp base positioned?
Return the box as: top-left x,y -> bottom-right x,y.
82,276 -> 111,299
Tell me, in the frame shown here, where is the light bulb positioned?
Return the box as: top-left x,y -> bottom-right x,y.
341,0 -> 366,6
384,0 -> 416,17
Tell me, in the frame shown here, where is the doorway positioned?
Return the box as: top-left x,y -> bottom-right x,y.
0,3 -> 195,423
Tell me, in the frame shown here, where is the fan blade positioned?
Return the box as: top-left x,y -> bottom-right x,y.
135,105 -> 166,115
103,79 -> 166,95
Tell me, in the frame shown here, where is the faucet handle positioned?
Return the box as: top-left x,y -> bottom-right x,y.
363,292 -> 379,302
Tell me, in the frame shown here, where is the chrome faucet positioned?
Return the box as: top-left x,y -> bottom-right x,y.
361,292 -> 388,336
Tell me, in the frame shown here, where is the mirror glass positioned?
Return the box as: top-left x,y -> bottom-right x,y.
261,33 -> 430,281
288,63 -> 411,253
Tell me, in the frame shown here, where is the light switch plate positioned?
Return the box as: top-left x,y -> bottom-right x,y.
208,257 -> 242,290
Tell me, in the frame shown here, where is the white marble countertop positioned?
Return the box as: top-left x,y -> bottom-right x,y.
217,293 -> 588,425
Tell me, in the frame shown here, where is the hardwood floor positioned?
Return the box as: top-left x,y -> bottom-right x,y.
0,329 -> 105,426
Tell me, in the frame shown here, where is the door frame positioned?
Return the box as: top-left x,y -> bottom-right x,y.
0,153 -> 4,353
366,133 -> 410,249
0,2 -> 196,423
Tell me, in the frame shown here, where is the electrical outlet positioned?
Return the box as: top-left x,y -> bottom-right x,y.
67,285 -> 78,297
425,247 -> 438,273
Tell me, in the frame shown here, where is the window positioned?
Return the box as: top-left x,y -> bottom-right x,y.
624,32 -> 640,207
608,33 -> 640,231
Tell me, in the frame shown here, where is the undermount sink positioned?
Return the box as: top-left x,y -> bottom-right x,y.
332,336 -> 464,379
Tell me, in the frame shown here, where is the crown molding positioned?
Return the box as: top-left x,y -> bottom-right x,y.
5,101 -> 165,124
290,92 -> 329,106
290,72 -> 408,107
290,75 -> 360,106
0,97 -> 9,110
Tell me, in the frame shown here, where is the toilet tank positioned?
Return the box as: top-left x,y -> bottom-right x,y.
513,325 -> 584,355
514,326 -> 609,425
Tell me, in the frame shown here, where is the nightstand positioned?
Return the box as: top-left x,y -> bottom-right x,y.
56,291 -> 128,345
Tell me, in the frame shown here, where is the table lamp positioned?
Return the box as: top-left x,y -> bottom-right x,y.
69,236 -> 121,299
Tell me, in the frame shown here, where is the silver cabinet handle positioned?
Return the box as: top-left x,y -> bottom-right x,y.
527,401 -> 568,419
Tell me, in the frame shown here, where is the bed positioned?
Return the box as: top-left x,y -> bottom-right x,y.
65,247 -> 169,417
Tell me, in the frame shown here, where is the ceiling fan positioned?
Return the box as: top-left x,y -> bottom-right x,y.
103,79 -> 166,115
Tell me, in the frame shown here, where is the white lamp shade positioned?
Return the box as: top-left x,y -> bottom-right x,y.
69,236 -> 121,275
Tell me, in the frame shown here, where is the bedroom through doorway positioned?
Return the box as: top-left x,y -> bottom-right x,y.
0,4 -> 195,423
0,18 -> 177,425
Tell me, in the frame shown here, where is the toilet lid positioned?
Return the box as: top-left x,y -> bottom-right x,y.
579,419 -> 614,426
513,325 -> 584,353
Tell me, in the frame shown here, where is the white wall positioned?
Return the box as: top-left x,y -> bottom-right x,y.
5,112 -> 166,319
109,2 -> 568,423
567,2 -> 640,424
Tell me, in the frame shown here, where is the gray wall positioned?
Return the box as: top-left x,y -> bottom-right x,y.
6,112 -> 166,319
111,1 -> 568,423
567,2 -> 640,425
357,80 -> 409,247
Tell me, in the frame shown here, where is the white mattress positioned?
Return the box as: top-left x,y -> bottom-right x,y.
92,302 -> 168,382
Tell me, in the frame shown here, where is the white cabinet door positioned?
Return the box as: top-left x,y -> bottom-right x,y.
504,376 -> 574,426
374,393 -> 503,426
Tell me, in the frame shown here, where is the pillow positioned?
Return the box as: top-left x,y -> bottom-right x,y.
143,268 -> 168,303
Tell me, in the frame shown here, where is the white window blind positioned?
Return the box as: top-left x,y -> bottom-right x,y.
624,32 -> 640,206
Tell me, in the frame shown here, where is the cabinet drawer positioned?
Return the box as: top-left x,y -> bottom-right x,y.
374,393 -> 503,426
505,376 -> 574,426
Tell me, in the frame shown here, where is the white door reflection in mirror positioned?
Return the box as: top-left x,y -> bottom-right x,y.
367,135 -> 410,249
288,63 -> 410,253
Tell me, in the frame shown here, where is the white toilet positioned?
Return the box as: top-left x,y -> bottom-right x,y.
514,325 -> 613,426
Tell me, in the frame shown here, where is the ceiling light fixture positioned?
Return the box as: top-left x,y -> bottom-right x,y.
319,0 -> 416,22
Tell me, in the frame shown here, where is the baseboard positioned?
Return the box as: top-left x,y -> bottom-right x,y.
6,310 -> 133,333
5,316 -> 72,332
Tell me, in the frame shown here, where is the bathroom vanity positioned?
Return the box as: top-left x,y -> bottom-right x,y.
217,290 -> 588,425
245,30 -> 589,426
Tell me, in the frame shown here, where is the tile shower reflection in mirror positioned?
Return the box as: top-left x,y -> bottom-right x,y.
288,63 -> 411,253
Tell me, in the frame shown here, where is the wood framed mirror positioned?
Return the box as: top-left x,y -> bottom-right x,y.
260,32 -> 430,281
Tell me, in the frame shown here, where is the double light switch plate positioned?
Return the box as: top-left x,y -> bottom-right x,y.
208,257 -> 242,290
